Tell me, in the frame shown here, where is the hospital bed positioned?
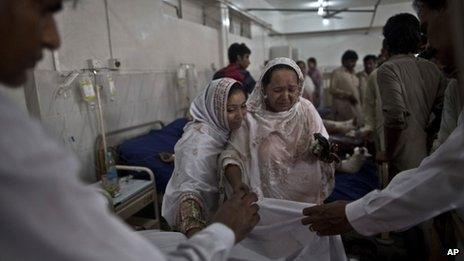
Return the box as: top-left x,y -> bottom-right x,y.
95,120 -> 167,229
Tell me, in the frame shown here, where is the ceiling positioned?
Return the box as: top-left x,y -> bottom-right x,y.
263,0 -> 411,10
228,0 -> 415,34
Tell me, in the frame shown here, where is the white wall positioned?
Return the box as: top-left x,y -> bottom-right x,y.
27,0 -> 281,182
286,27 -> 384,71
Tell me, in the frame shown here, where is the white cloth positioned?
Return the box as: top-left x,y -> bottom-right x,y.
220,57 -> 335,204
346,110 -> 464,236
432,79 -> 463,151
0,91 -> 235,260
229,198 -> 346,261
163,78 -> 239,228
303,75 -> 315,97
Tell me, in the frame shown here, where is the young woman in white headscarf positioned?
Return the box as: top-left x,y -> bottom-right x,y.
220,57 -> 335,204
162,78 -> 247,237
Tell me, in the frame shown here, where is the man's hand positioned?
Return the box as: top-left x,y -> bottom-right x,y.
347,94 -> 358,105
213,191 -> 260,243
375,151 -> 389,163
301,201 -> 353,236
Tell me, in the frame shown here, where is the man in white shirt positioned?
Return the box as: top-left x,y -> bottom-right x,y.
0,0 -> 260,260
301,0 -> 464,240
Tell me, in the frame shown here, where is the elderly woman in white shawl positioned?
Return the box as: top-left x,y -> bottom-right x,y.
162,78 -> 247,237
221,57 -> 335,204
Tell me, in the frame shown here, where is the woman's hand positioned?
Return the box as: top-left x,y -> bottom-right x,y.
225,164 -> 247,193
185,227 -> 202,238
233,182 -> 250,194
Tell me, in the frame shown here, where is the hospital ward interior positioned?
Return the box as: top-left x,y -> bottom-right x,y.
1,0 -> 464,260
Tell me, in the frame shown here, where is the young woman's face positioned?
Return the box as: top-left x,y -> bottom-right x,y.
264,69 -> 299,112
226,91 -> 247,131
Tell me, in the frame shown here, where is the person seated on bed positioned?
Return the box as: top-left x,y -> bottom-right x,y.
219,57 -> 336,204
162,77 -> 248,238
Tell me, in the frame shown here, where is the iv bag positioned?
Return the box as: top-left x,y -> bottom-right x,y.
79,75 -> 96,105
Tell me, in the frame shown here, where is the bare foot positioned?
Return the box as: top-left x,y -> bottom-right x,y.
159,152 -> 175,163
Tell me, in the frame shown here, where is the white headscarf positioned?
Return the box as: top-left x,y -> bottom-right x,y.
162,78 -> 240,227
189,77 -> 236,142
247,57 -> 304,114
220,57 -> 335,204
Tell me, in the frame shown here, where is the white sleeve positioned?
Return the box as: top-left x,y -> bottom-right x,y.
168,223 -> 235,260
345,120 -> 464,236
0,130 -> 235,261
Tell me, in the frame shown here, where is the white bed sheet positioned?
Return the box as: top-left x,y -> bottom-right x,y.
141,198 -> 347,260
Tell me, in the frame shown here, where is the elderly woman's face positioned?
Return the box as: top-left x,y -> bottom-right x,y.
264,69 -> 299,112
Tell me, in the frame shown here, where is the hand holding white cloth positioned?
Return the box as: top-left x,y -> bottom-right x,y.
229,198 -> 346,261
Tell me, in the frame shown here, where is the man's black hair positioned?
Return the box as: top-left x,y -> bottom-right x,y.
383,13 -> 421,55
363,55 -> 377,63
228,43 -> 251,64
342,50 -> 358,61
307,57 -> 317,65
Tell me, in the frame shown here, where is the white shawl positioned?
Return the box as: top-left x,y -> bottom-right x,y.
220,57 -> 335,204
162,78 -> 239,228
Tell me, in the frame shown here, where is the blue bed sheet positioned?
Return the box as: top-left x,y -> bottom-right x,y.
325,159 -> 380,203
118,118 -> 189,193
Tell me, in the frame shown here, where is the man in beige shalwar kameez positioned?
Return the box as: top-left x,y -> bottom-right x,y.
330,50 -> 363,124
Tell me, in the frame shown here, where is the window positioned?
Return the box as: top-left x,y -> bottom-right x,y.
162,0 -> 181,18
229,9 -> 251,39
162,0 -> 220,30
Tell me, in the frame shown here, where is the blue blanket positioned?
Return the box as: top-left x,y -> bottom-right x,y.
325,159 -> 380,203
118,118 -> 189,193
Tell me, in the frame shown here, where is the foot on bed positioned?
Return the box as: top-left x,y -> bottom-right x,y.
159,152 -> 175,163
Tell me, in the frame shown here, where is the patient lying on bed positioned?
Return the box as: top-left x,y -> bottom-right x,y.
162,78 -> 247,237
